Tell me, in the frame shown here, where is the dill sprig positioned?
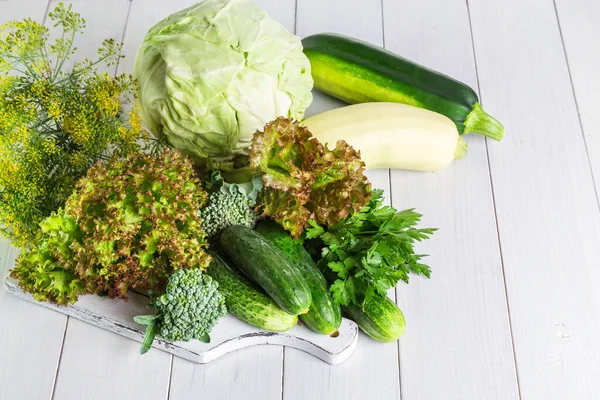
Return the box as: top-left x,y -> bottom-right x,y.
0,3 -> 153,247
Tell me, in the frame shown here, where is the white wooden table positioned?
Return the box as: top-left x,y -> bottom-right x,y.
1,0 -> 599,399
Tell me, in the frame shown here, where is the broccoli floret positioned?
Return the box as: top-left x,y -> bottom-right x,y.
199,191 -> 258,238
134,269 -> 227,353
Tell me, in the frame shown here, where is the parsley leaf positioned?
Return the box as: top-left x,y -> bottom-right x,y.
308,189 -> 436,307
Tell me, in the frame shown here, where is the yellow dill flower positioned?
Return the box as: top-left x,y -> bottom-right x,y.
0,3 -> 158,248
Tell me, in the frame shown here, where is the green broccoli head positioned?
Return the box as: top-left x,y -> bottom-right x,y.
199,191 -> 258,238
155,269 -> 227,342
10,209 -> 85,305
198,172 -> 262,238
135,269 -> 227,352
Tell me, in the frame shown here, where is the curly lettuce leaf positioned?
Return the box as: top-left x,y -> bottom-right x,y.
249,117 -> 371,237
249,117 -> 320,191
310,140 -> 371,227
10,209 -> 85,305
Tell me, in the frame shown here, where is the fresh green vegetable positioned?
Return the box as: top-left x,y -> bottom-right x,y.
135,269 -> 227,354
67,150 -> 211,298
10,209 -> 84,305
199,171 -> 262,239
249,117 -> 371,238
302,33 -> 504,140
218,225 -> 312,315
255,219 -> 341,335
0,3 -> 152,248
11,150 -> 211,303
207,251 -> 298,332
316,248 -> 406,342
306,189 -> 435,308
343,295 -> 405,342
134,0 -> 313,165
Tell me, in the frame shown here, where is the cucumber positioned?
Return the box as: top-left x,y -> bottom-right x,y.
302,33 -> 504,141
318,259 -> 406,342
255,220 -> 341,335
207,251 -> 297,332
218,225 -> 312,315
343,297 -> 405,343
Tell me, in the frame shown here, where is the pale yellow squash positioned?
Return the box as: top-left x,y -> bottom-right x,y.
302,102 -> 465,172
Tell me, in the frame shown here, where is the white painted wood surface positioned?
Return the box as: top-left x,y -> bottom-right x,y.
2,0 -> 600,398
383,1 -> 519,399
469,0 -> 600,399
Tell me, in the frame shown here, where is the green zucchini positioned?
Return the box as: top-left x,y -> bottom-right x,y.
302,33 -> 504,141
343,297 -> 405,343
207,251 -> 297,332
218,225 -> 312,315
255,220 -> 342,335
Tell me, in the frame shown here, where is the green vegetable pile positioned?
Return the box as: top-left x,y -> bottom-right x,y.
4,0 -> 443,355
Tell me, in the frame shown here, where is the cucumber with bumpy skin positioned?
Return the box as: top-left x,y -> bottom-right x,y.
343,297 -> 405,343
317,257 -> 406,342
207,251 -> 297,332
302,33 -> 504,141
255,220 -> 341,335
218,225 -> 312,315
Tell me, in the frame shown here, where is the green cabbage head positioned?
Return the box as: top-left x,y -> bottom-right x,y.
133,0 -> 313,163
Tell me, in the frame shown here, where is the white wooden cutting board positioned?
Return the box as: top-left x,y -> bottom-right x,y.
4,277 -> 358,365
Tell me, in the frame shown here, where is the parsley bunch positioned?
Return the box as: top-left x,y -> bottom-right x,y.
306,189 -> 436,308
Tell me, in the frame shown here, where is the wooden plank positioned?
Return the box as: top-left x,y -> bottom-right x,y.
117,0 -> 175,76
53,319 -> 171,400
381,1 -> 520,399
285,2 -> 400,399
554,0 -> 600,193
0,5 -> 68,400
468,0 -> 600,398
169,347 -> 283,400
45,0 -> 132,75
37,2 -> 172,399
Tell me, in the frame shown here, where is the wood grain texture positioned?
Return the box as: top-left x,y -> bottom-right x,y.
53,319 -> 172,400
381,1 -> 520,399
169,346 -> 283,400
47,0 -> 132,74
287,2 -> 400,399
469,0 -> 600,398
0,5 -> 68,400
554,0 -> 600,194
